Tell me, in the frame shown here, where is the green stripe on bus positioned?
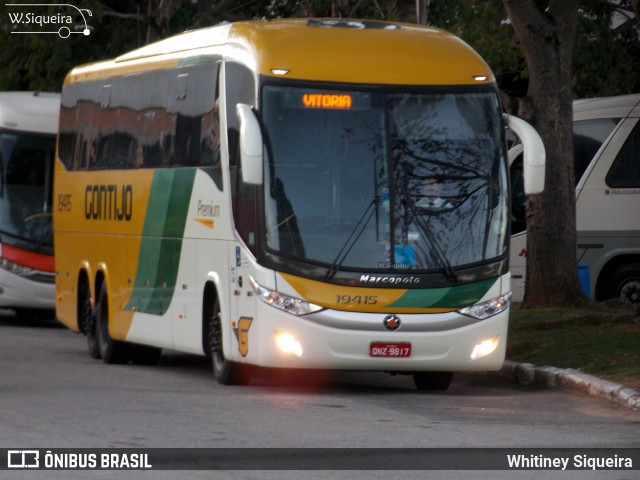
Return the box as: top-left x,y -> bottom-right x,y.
126,169 -> 196,315
388,277 -> 497,309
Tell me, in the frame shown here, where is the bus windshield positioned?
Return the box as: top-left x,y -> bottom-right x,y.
261,85 -> 508,275
0,131 -> 54,251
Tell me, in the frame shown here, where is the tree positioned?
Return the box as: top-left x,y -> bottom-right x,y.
573,0 -> 640,98
427,0 -> 638,308
501,0 -> 586,307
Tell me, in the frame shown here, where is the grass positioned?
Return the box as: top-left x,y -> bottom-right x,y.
507,301 -> 640,391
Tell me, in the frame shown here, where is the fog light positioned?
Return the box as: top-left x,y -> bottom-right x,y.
275,332 -> 303,357
470,336 -> 500,360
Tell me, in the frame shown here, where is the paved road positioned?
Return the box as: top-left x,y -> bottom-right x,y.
1,313 -> 638,480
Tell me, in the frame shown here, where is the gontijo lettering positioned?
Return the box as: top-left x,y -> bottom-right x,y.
84,184 -> 133,221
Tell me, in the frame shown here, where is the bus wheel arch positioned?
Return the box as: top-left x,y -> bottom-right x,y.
596,255 -> 640,309
202,282 -> 251,385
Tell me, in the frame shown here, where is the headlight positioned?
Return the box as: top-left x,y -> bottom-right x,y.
249,276 -> 324,316
0,257 -> 34,277
458,292 -> 511,320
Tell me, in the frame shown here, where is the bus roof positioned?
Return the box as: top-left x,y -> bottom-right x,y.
0,91 -> 61,134
65,18 -> 495,87
573,93 -> 640,120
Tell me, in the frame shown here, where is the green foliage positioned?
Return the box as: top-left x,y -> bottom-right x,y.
429,0 -> 524,79
573,0 -> 640,97
428,0 -> 640,99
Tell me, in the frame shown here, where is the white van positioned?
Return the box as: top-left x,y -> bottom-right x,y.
511,93 -> 640,308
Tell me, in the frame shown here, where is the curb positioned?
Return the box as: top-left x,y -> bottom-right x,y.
500,360 -> 640,411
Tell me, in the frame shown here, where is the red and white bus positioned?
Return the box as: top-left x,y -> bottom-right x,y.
0,91 -> 60,317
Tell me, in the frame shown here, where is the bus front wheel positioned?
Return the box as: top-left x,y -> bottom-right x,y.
205,295 -> 251,386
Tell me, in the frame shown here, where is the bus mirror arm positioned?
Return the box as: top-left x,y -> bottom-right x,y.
504,114 -> 546,195
236,103 -> 264,185
507,143 -> 523,168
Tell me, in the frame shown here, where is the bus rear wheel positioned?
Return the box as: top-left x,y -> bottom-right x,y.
205,294 -> 251,385
96,282 -> 132,364
413,372 -> 453,392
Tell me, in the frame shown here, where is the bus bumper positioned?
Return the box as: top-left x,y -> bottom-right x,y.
0,269 -> 55,311
241,302 -> 508,372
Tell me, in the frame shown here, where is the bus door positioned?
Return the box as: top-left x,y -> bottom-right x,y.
229,243 -> 257,363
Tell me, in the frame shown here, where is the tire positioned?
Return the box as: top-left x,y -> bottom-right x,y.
79,281 -> 100,359
96,282 -> 132,364
205,294 -> 251,385
131,345 -> 162,366
413,372 -> 453,392
602,264 -> 640,310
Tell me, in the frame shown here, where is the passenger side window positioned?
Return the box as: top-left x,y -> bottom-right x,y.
573,118 -> 619,185
226,62 -> 258,253
606,123 -> 640,188
59,61 -> 221,185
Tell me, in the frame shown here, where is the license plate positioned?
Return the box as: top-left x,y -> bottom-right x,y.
369,342 -> 411,358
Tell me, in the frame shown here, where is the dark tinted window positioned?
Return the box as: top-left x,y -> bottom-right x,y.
226,62 -> 257,252
606,123 -> 640,188
59,61 -> 223,189
573,118 -> 619,184
0,132 -> 55,249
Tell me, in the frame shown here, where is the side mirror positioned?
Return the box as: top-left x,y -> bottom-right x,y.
504,114 -> 546,194
236,103 -> 263,185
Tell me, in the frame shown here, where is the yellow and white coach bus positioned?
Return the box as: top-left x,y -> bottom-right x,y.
54,19 -> 545,390
0,91 -> 60,317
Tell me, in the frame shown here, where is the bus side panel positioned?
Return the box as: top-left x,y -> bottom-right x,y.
54,230 -> 80,331
125,167 -> 234,354
173,167 -> 234,355
509,233 -> 527,303
576,118 -> 639,234
576,117 -> 640,296
54,166 -> 153,338
54,230 -> 139,337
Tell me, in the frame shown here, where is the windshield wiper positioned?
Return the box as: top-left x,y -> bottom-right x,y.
409,206 -> 458,282
325,197 -> 379,280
